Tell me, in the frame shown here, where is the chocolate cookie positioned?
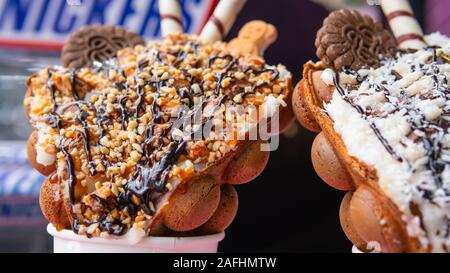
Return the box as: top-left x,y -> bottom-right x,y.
62,24 -> 145,69
315,9 -> 397,71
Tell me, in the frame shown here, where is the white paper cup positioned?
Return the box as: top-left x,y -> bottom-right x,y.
47,224 -> 225,253
351,243 -> 380,253
352,245 -> 364,253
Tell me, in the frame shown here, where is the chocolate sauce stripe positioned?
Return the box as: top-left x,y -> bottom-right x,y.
333,47 -> 450,197
46,71 -> 78,204
70,73 -> 97,176
47,69 -> 58,112
333,72 -> 403,162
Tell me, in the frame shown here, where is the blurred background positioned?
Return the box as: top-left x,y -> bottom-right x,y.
0,0 -> 447,252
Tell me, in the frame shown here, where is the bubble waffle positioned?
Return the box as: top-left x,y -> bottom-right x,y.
293,9 -> 450,252
25,23 -> 292,239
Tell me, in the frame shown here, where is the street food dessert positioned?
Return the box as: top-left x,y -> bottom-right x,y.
25,0 -> 293,241
293,6 -> 450,252
25,17 -> 292,240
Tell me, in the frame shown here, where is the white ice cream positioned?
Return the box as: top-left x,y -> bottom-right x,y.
35,122 -> 56,166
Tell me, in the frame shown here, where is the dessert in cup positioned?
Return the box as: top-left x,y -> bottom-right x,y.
24,0 -> 293,252
293,0 -> 450,252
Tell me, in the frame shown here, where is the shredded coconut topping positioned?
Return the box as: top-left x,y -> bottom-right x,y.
326,33 -> 450,252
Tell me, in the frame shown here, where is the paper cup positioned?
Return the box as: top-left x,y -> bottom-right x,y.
352,245 -> 364,253
351,244 -> 380,253
47,224 -> 225,253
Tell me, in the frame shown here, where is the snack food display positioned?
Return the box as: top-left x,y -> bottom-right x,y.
293,2 -> 450,252
24,0 -> 293,244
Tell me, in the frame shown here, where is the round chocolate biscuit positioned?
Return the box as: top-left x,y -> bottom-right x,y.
315,9 -> 397,71
62,24 -> 145,69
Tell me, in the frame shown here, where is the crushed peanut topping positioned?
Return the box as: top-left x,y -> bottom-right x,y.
25,34 -> 290,237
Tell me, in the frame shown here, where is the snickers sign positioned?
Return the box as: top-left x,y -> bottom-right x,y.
0,0 -> 217,50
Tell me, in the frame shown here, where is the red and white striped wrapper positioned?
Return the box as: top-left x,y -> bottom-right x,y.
200,0 -> 247,42
380,0 -> 427,50
159,0 -> 184,36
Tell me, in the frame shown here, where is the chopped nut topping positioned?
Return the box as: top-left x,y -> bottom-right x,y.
26,34 -> 290,238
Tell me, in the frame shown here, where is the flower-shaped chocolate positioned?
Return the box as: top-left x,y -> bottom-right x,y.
315,9 -> 397,71
62,25 -> 145,69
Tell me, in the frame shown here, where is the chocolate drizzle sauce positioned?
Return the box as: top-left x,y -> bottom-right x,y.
45,72 -> 77,203
118,96 -> 128,130
90,194 -> 127,236
76,110 -> 96,176
333,72 -> 403,162
173,49 -> 189,67
333,46 -> 450,210
125,140 -> 187,215
47,69 -> 58,111
69,72 -> 96,175
45,112 -> 77,203
210,55 -> 237,95
134,84 -> 144,119
124,53 -> 244,212
70,71 -> 80,101
94,104 -> 110,169
176,85 -> 194,107
42,37 -> 281,236
253,67 -> 280,90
